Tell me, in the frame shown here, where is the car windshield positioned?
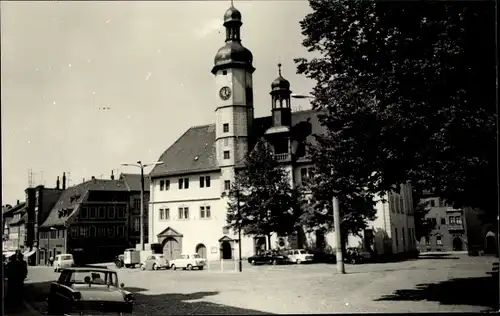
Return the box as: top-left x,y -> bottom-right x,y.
157,255 -> 164,259
70,270 -> 118,287
192,254 -> 201,258
299,250 -> 307,254
61,255 -> 72,260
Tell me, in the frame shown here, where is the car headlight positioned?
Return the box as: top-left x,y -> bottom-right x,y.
71,292 -> 81,301
125,293 -> 134,303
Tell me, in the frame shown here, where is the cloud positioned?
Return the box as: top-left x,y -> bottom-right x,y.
194,18 -> 223,39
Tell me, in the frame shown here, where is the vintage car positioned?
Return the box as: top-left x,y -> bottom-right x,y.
169,253 -> 206,270
115,254 -> 125,268
284,249 -> 314,264
140,254 -> 169,271
53,253 -> 74,272
247,251 -> 287,265
47,266 -> 134,315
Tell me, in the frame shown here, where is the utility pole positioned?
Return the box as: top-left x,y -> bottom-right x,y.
332,196 -> 345,274
236,189 -> 242,272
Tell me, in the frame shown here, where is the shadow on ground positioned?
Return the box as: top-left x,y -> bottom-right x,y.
418,253 -> 460,260
24,281 -> 272,315
375,275 -> 499,310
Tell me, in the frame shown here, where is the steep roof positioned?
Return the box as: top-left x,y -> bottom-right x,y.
120,173 -> 151,192
9,208 -> 27,226
3,202 -> 26,216
40,179 -> 129,228
150,109 -> 324,178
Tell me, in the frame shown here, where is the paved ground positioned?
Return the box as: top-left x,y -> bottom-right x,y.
22,253 -> 499,314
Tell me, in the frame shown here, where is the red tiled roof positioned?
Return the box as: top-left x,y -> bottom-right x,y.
150,109 -> 324,178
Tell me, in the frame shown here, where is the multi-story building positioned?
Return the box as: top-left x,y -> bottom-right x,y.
147,4 -> 416,261
120,173 -> 150,247
7,204 -> 27,252
39,176 -> 131,264
3,201 -> 26,253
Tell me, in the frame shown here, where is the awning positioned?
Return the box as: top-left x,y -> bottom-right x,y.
24,247 -> 37,258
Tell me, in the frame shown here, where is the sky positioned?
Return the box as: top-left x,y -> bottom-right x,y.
1,0 -> 315,205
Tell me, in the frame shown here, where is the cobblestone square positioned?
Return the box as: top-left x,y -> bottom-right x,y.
23,254 -> 498,314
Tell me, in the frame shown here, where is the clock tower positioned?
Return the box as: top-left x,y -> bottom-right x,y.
212,4 -> 255,190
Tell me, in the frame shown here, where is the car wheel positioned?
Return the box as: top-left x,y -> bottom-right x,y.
140,264 -> 145,271
152,263 -> 158,271
187,264 -> 193,270
296,259 -> 301,264
199,266 -> 204,270
251,260 -> 256,265
272,259 -> 277,265
171,264 -> 176,270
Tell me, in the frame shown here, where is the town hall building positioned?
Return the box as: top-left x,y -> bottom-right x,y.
147,4 -> 417,261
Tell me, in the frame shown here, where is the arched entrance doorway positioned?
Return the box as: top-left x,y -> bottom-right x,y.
485,232 -> 497,254
163,237 -> 181,261
452,237 -> 463,251
221,241 -> 232,259
196,243 -> 207,259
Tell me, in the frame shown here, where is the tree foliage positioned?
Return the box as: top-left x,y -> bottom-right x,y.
411,190 -> 434,242
225,139 -> 300,247
295,1 -> 496,221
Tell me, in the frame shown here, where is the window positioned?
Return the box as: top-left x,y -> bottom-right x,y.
200,206 -> 211,219
224,180 -> 231,191
133,199 -> 141,209
132,218 -> 140,231
117,206 -> 125,219
440,217 -> 446,225
223,151 -> 230,159
89,207 -> 97,219
178,207 -> 189,219
399,196 -> 404,213
223,226 -> 229,234
223,123 -> 229,133
178,178 -> 189,189
449,216 -> 456,224
164,208 -> 170,220
80,207 -> 88,219
402,227 -> 406,248
394,228 -> 399,248
165,180 -> 170,190
425,236 -> 430,245
160,180 -> 165,191
71,226 -> 78,238
436,235 -> 442,245
455,216 -> 462,224
98,206 -> 106,219
159,208 -> 165,220
222,70 -> 227,75
430,199 -> 436,207
200,176 -> 211,188
51,230 -> 57,239
107,227 -> 115,237
300,168 -> 308,182
90,226 -> 96,237
118,226 -> 125,237
108,207 -> 115,219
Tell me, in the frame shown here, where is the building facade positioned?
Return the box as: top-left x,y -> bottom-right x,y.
120,173 -> 150,247
147,4 -> 416,261
3,201 -> 26,252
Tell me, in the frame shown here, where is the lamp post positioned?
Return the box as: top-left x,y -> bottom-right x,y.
121,161 -> 164,251
47,227 -> 57,265
292,93 -> 345,274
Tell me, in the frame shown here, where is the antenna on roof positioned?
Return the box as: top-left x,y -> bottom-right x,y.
40,171 -> 44,186
66,172 -> 71,187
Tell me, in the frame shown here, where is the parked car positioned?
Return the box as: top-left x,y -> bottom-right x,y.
47,266 -> 134,315
169,253 -> 206,270
284,249 -> 314,264
53,254 -> 74,272
115,254 -> 125,268
247,250 -> 287,265
140,254 -> 169,270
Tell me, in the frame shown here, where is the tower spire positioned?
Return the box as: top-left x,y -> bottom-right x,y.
278,63 -> 282,76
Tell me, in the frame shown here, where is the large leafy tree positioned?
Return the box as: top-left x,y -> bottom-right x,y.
295,0 -> 497,222
225,139 -> 300,249
411,190 -> 435,242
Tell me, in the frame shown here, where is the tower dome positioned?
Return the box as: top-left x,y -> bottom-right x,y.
271,63 -> 290,91
211,4 -> 254,74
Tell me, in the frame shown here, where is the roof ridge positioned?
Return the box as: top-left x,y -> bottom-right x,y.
190,123 -> 215,129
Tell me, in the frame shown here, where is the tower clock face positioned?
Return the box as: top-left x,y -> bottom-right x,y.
219,86 -> 232,101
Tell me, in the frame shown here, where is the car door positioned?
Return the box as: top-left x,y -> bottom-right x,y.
145,256 -> 154,270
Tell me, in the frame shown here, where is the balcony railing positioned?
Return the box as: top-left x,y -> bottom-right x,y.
448,224 -> 464,231
275,153 -> 291,162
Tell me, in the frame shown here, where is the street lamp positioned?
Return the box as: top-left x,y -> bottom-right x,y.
121,161 -> 164,251
47,227 -> 57,265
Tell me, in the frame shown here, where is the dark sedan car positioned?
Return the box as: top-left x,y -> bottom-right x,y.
248,251 -> 287,265
47,266 -> 134,315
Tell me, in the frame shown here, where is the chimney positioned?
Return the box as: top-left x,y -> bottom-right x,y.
56,176 -> 60,190
17,200 -> 20,205
62,172 -> 66,190
91,176 -> 95,180
110,170 -> 115,180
